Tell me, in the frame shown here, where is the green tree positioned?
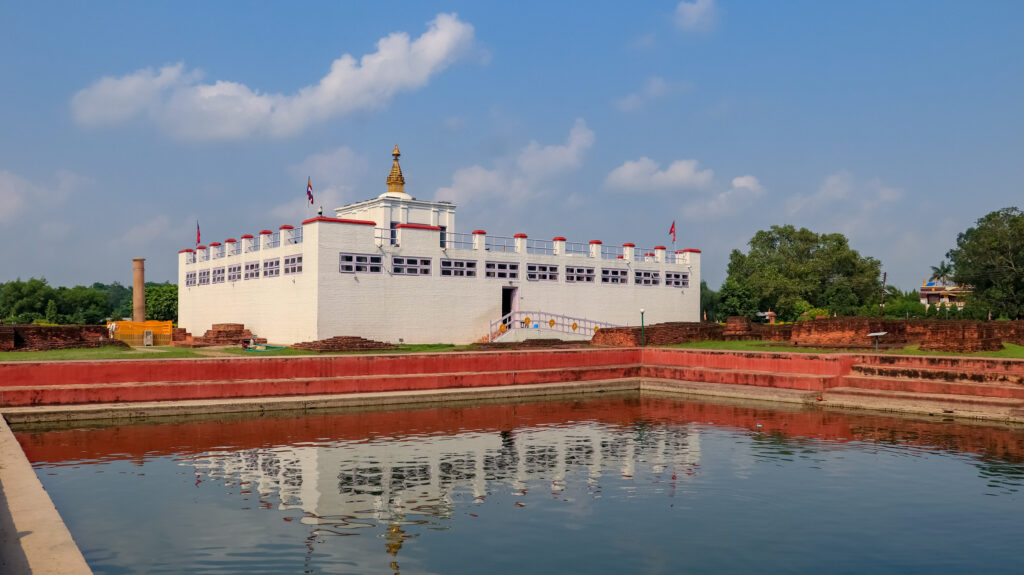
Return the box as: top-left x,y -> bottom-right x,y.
146,283 -> 178,322
700,280 -> 720,322
930,261 -> 953,284
0,278 -> 56,324
947,207 -> 1024,319
718,278 -> 759,319
45,299 -> 59,323
725,225 -> 883,320
56,285 -> 110,324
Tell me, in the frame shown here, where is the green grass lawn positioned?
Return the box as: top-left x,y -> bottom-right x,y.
666,339 -> 1024,359
0,346 -> 207,362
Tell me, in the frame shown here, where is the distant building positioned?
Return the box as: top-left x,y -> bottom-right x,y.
919,279 -> 971,309
177,147 -> 701,344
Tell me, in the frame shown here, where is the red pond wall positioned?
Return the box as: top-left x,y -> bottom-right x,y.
5,348 -> 1024,408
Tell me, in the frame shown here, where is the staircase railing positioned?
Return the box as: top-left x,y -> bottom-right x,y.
488,310 -> 620,342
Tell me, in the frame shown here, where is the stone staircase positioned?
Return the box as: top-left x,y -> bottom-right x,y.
825,355 -> 1024,419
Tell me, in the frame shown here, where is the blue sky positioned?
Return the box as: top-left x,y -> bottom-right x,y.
1,0 -> 1021,290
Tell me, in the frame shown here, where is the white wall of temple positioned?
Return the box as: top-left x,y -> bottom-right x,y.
179,217 -> 701,345
177,227 -> 318,344
313,223 -> 700,345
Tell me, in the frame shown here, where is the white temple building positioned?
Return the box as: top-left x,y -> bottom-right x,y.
177,147 -> 701,345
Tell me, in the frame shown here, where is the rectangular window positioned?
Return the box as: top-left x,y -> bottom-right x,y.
263,259 -> 280,277
665,271 -> 689,288
635,270 -> 660,286
485,261 -> 519,279
198,269 -> 210,286
440,258 -> 477,277
601,268 -> 628,284
212,267 -> 225,284
284,255 -> 303,275
227,264 -> 242,282
185,271 -> 197,287
244,261 -> 260,280
526,263 -> 558,281
566,266 -> 595,283
393,256 -> 432,276
339,253 -> 383,273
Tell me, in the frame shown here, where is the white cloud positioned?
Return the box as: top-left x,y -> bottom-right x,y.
605,157 -> 714,191
0,171 -> 27,223
0,169 -> 90,224
270,147 -> 369,221
682,175 -> 765,220
616,77 -> 678,112
675,0 -> 716,32
111,215 -> 171,247
515,119 -> 595,178
787,170 -> 902,217
436,119 -> 595,206
71,13 -> 475,140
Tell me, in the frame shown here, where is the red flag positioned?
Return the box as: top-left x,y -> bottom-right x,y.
196,220 -> 200,246
306,177 -> 314,204
669,221 -> 676,243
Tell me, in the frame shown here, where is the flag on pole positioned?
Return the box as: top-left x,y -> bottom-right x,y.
306,177 -> 314,204
669,220 -> 676,243
196,220 -> 200,246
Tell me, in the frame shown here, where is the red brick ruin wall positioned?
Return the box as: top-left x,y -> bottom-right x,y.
0,325 -> 123,352
593,318 -> 1024,353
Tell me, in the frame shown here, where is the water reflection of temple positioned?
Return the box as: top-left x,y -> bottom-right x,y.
188,422 -> 702,527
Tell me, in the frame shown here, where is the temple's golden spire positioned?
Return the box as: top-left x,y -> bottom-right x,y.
386,145 -> 405,195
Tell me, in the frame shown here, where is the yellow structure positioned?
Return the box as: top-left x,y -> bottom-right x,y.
919,279 -> 972,309
386,145 -> 405,195
106,320 -> 174,346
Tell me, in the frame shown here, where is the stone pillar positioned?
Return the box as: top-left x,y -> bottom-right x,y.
132,258 -> 146,322
589,240 -> 602,258
472,230 -> 487,251
514,233 -> 528,254
622,243 -> 636,261
553,236 -> 566,255
654,246 -> 667,263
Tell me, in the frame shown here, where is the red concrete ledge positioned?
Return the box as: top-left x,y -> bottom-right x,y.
395,223 -> 442,231
301,217 -> 376,226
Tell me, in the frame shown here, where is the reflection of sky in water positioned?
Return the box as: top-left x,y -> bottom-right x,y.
21,396 -> 1024,575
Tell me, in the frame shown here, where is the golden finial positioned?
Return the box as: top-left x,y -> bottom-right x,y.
386,144 -> 405,195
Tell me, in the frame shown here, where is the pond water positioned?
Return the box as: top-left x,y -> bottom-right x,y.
14,394 -> 1024,574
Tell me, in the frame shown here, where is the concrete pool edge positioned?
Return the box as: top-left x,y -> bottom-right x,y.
0,416 -> 92,575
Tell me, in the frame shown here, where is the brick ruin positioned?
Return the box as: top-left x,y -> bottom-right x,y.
0,325 -> 129,352
171,323 -> 267,348
591,317 -> 1020,352
291,336 -> 397,352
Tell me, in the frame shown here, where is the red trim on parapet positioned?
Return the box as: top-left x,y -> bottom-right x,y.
225,238 -> 237,243
208,242 -> 221,247
301,217 -> 377,226
654,246 -> 666,250
260,230 -> 273,235
552,236 -> 567,241
617,255 -> 624,259
395,223 -> 443,231
240,234 -> 254,239
645,252 -> 655,257
196,245 -> 207,250
514,233 -> 528,238
472,229 -> 487,235
679,248 -> 702,253
622,243 -> 635,247
278,225 -> 294,230
589,240 -> 603,245
178,249 -> 195,254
